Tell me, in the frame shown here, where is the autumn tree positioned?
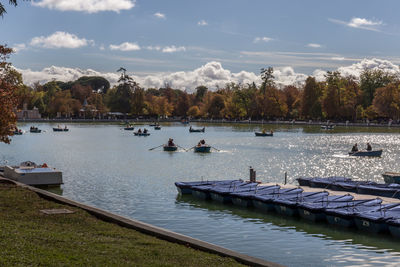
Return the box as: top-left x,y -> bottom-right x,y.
0,45 -> 21,143
372,84 -> 400,120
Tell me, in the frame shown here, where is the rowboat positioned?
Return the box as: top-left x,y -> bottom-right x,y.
124,126 -> 134,130
349,150 -> 383,157
134,132 -> 150,136
154,126 -> 161,130
255,132 -> 273,136
13,129 -> 23,135
321,125 -> 335,130
163,145 -> 177,151
30,127 -> 41,133
189,127 -> 205,133
194,145 -> 211,153
382,172 -> 400,184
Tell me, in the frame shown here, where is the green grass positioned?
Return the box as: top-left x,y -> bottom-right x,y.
0,183 -> 245,266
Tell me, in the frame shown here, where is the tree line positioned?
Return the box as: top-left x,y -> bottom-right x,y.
12,66 -> 400,122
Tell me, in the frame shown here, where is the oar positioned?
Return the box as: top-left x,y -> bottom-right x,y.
186,146 -> 196,152
211,146 -> 220,151
177,145 -> 186,151
149,144 -> 164,151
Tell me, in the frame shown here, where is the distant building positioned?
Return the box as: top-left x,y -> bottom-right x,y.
15,103 -> 41,119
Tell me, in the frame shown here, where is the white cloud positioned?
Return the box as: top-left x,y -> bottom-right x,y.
307,43 -> 321,48
17,66 -> 120,86
17,58 -> 400,92
13,43 -> 26,53
30,31 -> 92,49
99,45 -> 105,51
154,12 -> 165,19
197,20 -> 208,26
254,37 -> 273,43
146,46 -> 161,51
32,0 -> 135,13
109,42 -> 140,51
329,17 -> 383,31
162,45 -> 186,53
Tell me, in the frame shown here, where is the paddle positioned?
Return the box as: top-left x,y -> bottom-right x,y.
149,144 -> 164,151
177,145 -> 186,151
210,146 -> 220,151
186,146 -> 196,152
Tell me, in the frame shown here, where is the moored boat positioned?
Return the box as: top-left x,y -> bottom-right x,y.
274,191 -> 329,217
349,150 -> 383,157
230,185 -> 281,208
175,180 -> 238,195
382,172 -> 400,184
209,182 -> 259,204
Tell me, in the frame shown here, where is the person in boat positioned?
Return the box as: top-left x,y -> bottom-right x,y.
143,128 -> 148,134
198,139 -> 206,146
366,143 -> 372,151
262,129 -> 266,134
64,125 -> 68,129
168,138 -> 175,147
352,143 -> 358,152
271,130 -> 274,134
138,128 -> 142,133
189,126 -> 192,130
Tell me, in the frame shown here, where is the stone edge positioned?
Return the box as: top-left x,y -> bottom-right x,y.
1,178 -> 283,267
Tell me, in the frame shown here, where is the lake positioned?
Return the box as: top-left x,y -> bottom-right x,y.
3,122 -> 400,266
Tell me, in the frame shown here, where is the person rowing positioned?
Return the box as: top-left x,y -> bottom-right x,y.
168,138 -> 175,147
198,139 -> 206,146
351,143 -> 358,152
366,143 -> 372,151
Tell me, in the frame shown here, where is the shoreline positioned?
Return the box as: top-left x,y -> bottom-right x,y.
16,118 -> 400,128
0,177 -> 280,267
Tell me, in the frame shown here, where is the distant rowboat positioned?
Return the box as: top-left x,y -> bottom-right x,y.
134,132 -> 150,136
255,132 -> 273,136
189,127 -> 205,133
349,150 -> 383,157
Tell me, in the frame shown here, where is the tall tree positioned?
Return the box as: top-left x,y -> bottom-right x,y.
302,76 -> 323,119
360,69 -> 394,107
0,45 -> 20,143
260,67 -> 274,95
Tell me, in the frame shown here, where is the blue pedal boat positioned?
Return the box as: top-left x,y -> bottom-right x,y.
273,191 -> 329,217
253,187 -> 304,212
191,180 -> 244,200
209,182 -> 259,203
325,198 -> 384,228
298,194 -> 354,222
349,150 -> 383,157
175,180 -> 238,195
231,185 -> 281,208
356,183 -> 400,199
353,203 -> 400,233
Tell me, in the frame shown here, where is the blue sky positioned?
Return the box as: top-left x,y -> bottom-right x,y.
1,0 -> 400,89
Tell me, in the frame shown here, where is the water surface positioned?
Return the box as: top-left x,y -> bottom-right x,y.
2,123 -> 400,266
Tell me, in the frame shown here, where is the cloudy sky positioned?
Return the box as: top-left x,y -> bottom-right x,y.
1,0 -> 400,91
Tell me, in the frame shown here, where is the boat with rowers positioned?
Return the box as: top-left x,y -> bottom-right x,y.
30,126 -> 41,133
134,128 -> 150,136
163,138 -> 178,151
53,125 -> 69,132
255,130 -> 273,136
194,139 -> 211,153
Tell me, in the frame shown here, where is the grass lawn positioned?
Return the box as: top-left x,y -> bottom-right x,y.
0,182 -> 245,266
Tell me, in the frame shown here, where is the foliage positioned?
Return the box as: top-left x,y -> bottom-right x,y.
0,45 -> 20,143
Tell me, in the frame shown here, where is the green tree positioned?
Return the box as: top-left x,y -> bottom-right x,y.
260,67 -> 274,95
302,76 -> 323,119
360,69 -> 394,107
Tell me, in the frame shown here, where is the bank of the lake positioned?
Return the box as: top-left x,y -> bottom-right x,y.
0,181 -> 257,267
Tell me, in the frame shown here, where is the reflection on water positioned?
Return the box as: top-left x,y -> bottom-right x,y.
3,123 -> 400,266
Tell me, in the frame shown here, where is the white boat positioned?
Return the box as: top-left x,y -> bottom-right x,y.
3,161 -> 63,186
